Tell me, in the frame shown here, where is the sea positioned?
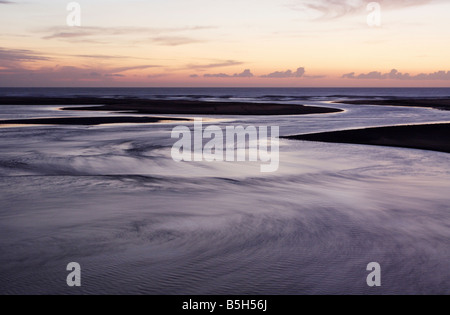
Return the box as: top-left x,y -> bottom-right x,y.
0,88 -> 449,294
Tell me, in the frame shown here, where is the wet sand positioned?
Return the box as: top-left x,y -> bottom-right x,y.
0,97 -> 342,115
284,123 -> 450,154
334,98 -> 450,111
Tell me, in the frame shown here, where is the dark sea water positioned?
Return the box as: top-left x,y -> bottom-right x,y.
1,87 -> 450,100
0,88 -> 449,295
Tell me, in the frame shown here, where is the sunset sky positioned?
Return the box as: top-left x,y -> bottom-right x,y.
0,0 -> 449,87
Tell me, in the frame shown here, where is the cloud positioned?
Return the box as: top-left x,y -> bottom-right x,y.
343,71 -> 385,79
0,47 -> 52,76
200,68 -> 312,79
0,47 -> 162,77
0,47 -> 50,63
261,67 -> 305,78
110,65 -> 161,73
0,1 -> 15,4
147,74 -> 167,78
190,74 -> 199,78
342,72 -> 356,79
69,54 -> 157,61
288,0 -> 440,19
342,69 -> 450,80
304,75 -> 327,79
414,71 -> 450,80
151,36 -> 203,46
42,26 -> 214,43
0,64 -> 153,86
0,47 -> 164,85
186,60 -> 244,70
104,74 -> 125,77
203,69 -> 254,78
75,54 -> 128,59
204,73 -> 231,78
44,32 -> 87,40
234,69 -> 254,78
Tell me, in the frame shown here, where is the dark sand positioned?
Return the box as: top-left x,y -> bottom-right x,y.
284,123 -> 450,154
0,116 -> 190,126
334,98 -> 450,111
0,97 -> 342,115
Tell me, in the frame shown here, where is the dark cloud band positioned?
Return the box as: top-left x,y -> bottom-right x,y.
343,69 -> 450,80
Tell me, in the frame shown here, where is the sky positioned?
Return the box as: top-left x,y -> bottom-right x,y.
0,0 -> 449,87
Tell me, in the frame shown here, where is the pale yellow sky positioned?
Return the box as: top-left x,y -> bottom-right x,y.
0,0 -> 449,86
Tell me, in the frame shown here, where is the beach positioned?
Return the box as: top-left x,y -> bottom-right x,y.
0,88 -> 449,295
0,97 -> 342,116
2,96 -> 448,156
334,98 -> 450,111
284,123 -> 450,154
2,0 -> 450,299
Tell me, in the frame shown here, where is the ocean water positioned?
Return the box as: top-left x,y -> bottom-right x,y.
0,88 -> 449,295
1,87 -> 450,100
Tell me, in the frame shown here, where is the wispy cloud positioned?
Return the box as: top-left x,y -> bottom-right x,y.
66,54 -> 160,62
151,36 -> 203,46
0,64 -> 163,85
110,65 -> 161,73
261,67 -> 305,78
304,75 -> 327,79
288,0 -> 440,19
147,74 -> 168,79
42,25 -> 214,44
186,60 -> 245,70
105,74 -> 126,77
0,47 -> 51,75
0,1 -> 16,4
74,54 -> 134,60
342,69 -> 450,80
0,46 -> 163,85
0,47 -> 50,63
